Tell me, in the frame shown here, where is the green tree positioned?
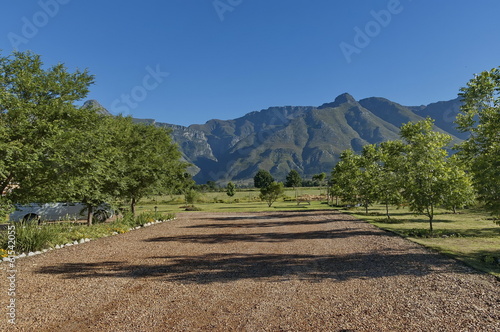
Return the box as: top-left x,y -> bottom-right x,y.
328,177 -> 342,206
254,169 -> 274,188
375,141 -> 405,218
331,150 -> 361,206
312,172 -> 326,194
259,182 -> 285,207
53,107 -> 118,225
110,118 -> 187,215
399,119 -> 460,230
206,181 -> 218,192
226,182 -> 235,197
184,189 -> 199,205
0,51 -> 94,217
357,145 -> 384,214
456,67 -> 500,218
442,156 -> 476,214
285,170 -> 302,188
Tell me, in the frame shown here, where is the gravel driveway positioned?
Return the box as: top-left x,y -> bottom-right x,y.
1,210 -> 498,331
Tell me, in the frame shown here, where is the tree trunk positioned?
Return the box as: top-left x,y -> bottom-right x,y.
86,204 -> 93,226
130,197 -> 136,216
429,203 -> 434,232
385,201 -> 390,219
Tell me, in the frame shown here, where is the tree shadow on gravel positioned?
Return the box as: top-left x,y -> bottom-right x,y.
35,250 -> 469,283
144,229 -> 381,244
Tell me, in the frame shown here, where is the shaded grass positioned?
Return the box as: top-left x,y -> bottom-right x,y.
343,205 -> 500,278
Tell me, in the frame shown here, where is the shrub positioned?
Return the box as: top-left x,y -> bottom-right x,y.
184,205 -> 202,211
0,224 -> 56,253
0,212 -> 175,254
184,189 -> 199,204
401,228 -> 463,238
116,211 -> 174,227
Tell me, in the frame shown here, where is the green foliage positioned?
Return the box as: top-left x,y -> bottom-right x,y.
331,150 -> 361,205
442,156 -> 476,213
3,224 -> 55,252
119,211 -> 174,227
312,172 -> 326,190
226,182 -> 235,197
184,205 -> 202,211
184,189 -> 199,204
371,141 -> 405,217
400,228 -> 464,238
331,119 -> 474,230
54,108 -> 118,225
254,169 -> 274,188
0,51 -> 188,225
259,182 -> 285,207
205,181 -> 218,191
110,119 -> 187,214
399,119 -> 455,230
456,67 -> 500,218
0,212 -> 175,253
285,170 -> 302,188
0,50 -> 94,211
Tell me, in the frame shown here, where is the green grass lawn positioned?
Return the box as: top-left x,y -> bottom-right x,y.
342,205 -> 500,278
136,187 -> 328,213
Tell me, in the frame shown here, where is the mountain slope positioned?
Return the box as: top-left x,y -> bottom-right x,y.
90,93 -> 463,184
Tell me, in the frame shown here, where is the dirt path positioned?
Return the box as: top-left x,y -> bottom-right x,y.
1,210 -> 498,331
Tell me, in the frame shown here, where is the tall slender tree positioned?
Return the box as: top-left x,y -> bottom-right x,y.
399,119 -> 459,230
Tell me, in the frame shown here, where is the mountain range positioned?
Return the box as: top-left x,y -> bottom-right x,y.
84,93 -> 465,185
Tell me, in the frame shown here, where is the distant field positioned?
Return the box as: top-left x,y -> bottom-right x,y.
137,187 -> 328,214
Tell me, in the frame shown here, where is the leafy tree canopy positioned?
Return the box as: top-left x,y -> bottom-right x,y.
226,182 -> 235,197
259,182 -> 285,207
285,170 -> 302,188
254,169 -> 274,188
0,51 -> 94,214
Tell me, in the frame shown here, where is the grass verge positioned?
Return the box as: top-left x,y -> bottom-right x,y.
341,204 -> 500,278
0,211 -> 174,254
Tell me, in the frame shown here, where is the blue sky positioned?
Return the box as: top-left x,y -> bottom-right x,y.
1,0 -> 499,126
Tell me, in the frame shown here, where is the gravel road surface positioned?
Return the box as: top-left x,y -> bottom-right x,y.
1,210 -> 498,331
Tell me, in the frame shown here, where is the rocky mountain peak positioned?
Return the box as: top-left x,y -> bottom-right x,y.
82,100 -> 112,116
318,93 -> 358,109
